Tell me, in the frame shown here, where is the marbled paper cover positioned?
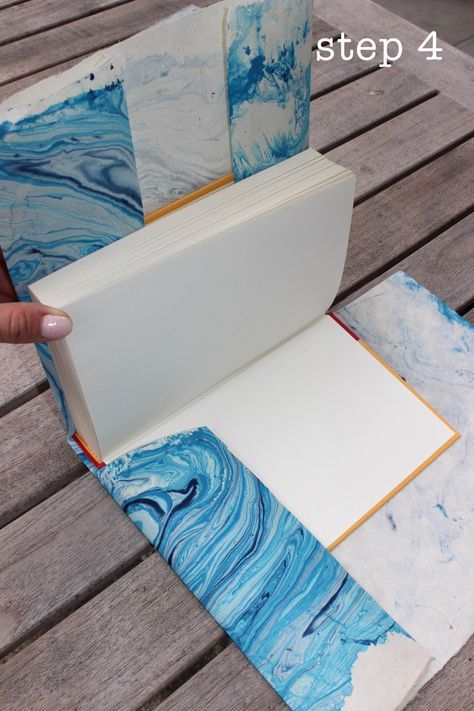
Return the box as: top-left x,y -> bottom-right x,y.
0,63 -> 144,432
226,0 -> 312,179
71,426 -> 430,711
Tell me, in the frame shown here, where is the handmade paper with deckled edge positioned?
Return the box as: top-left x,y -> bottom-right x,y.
226,0 -> 312,180
70,426 -> 430,711
122,4 -> 233,216
0,64 -> 144,429
334,271 -> 474,691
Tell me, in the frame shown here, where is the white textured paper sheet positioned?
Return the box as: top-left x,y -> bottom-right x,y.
335,271 -> 474,688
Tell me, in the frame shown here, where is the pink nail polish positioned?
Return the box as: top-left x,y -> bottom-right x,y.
41,314 -> 72,340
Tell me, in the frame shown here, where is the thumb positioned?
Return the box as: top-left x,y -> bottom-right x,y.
0,301 -> 72,344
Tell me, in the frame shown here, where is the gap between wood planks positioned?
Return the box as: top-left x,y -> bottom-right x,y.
0,547 -> 154,663
351,126 -> 474,206
0,0 -> 31,12
317,87 -> 438,153
0,0 -> 136,48
138,635 -> 233,711
0,379 -> 48,418
335,199 -> 474,307
312,62 -> 380,100
460,297 -> 474,318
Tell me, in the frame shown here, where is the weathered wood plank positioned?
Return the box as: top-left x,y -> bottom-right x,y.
315,0 -> 474,112
0,54 -> 84,102
311,47 -> 380,98
0,472 -> 150,657
311,16 -> 339,45
0,1 -> 333,88
0,7 -> 337,101
406,636 -> 474,711
0,0 -> 191,85
335,212 -> 474,313
0,0 -> 28,9
336,139 -> 474,298
157,643 -> 286,711
0,389 -> 83,527
0,0 -> 132,46
324,94 -> 474,201
0,343 -> 45,414
0,554 -> 225,710
312,66 -> 435,152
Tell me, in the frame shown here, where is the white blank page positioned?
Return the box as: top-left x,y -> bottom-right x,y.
128,315 -> 456,549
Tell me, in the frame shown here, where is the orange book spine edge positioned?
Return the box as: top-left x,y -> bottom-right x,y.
143,172 -> 235,225
72,432 -> 106,469
327,431 -> 460,551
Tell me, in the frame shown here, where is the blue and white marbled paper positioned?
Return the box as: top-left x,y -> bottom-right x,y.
0,0 -> 313,237
0,68 -> 144,428
72,426 -> 429,711
0,75 -> 143,299
335,271 -> 474,689
122,4 -> 232,216
226,0 -> 312,179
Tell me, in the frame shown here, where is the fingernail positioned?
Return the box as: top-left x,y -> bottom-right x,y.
41,314 -> 72,340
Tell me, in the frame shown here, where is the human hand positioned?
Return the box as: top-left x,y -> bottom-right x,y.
0,250 -> 72,344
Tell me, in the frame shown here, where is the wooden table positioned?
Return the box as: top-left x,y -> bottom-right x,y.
0,1 -> 473,708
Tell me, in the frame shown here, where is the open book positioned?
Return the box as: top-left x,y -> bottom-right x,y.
0,1 -> 458,706
29,147 -> 458,550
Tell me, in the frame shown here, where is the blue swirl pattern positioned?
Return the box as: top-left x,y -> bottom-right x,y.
0,79 -> 144,428
226,0 -> 312,179
71,426 -> 411,710
0,80 -> 143,300
123,5 -> 233,215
